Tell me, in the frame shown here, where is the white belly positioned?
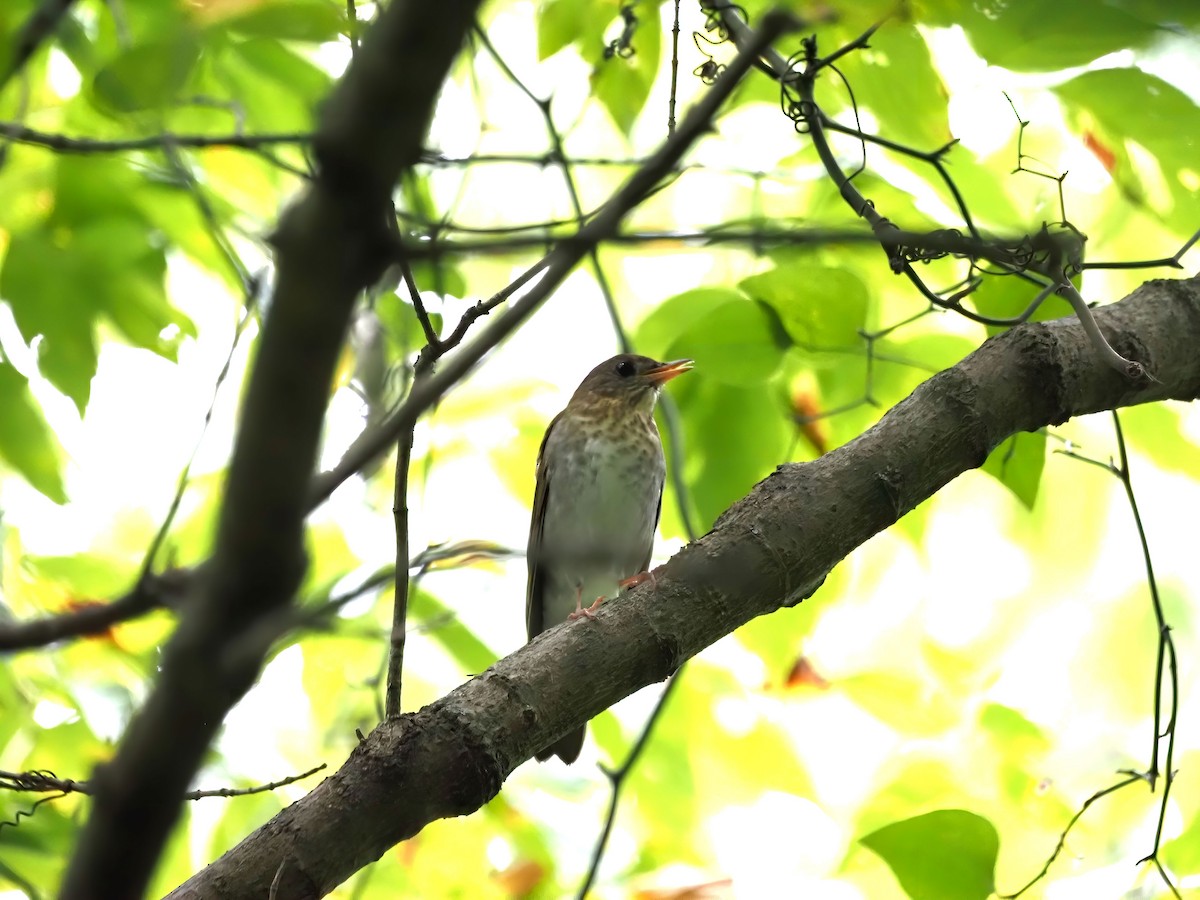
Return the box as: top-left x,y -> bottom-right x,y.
537,429 -> 664,626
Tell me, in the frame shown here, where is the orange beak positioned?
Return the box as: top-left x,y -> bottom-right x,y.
644,358 -> 694,385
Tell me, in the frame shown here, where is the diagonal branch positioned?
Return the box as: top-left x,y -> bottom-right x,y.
167,275 -> 1200,899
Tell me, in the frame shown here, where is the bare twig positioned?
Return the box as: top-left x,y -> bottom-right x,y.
998,773 -> 1144,899
385,421 -> 417,718
668,0 -> 682,135
472,25 -> 632,351
1026,411 -> 1182,898
575,672 -> 684,898
0,121 -> 311,153
0,763 -> 325,801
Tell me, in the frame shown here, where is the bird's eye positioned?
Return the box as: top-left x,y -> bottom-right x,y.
615,359 -> 636,377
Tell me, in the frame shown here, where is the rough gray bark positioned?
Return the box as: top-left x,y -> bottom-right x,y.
166,276 -> 1200,899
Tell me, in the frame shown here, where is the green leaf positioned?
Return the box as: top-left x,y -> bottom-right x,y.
806,171 -> 940,234
92,33 -> 200,113
51,155 -> 146,225
840,673 -> 961,736
626,669 -> 702,864
980,431 -> 1046,510
206,792 -> 284,860
591,2 -> 661,135
406,261 -> 466,301
232,37 -> 331,103
885,333 -> 977,373
968,273 -> 1069,335
1,229 -> 100,410
224,0 -> 345,42
0,663 -> 32,758
1,216 -> 194,411
635,287 -> 744,360
73,219 -> 196,357
861,809 -> 999,900
735,589 -> 829,682
1055,68 -> 1200,234
131,179 -> 245,293
742,264 -> 869,348
672,298 -> 787,387
673,375 -> 788,528
934,0 -> 1163,72
25,553 -> 133,595
978,703 -> 1050,762
1118,402 -> 1198,477
1163,788 -> 1200,875
216,37 -> 329,132
835,24 -> 950,150
0,362 -> 67,503
901,147 -> 1022,231
536,0 -> 606,60
0,795 -> 82,890
412,588 -> 500,676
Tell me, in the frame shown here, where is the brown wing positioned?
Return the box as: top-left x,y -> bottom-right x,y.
525,412 -> 561,639
637,482 -> 664,574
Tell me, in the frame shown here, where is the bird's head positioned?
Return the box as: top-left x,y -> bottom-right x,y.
569,354 -> 693,416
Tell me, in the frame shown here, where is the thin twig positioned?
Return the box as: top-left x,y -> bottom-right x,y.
185,764 -> 327,800
138,142 -> 260,582
385,423 -> 416,718
1109,412 -> 1179,894
575,672 -> 684,898
0,763 -> 326,801
1028,412 -> 1182,898
998,773 -> 1143,898
472,25 -> 631,351
0,122 -> 311,152
668,0 -> 682,135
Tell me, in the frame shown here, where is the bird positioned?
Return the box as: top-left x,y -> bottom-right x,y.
525,353 -> 693,763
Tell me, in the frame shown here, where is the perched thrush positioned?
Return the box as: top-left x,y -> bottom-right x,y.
525,353 -> 693,764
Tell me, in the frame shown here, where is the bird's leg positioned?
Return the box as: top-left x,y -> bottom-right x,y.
618,570 -> 657,591
568,584 -> 600,621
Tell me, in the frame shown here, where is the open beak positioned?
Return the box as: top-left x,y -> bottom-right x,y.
644,358 -> 694,385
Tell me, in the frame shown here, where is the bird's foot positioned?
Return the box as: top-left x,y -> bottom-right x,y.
618,570 -> 656,591
568,596 -> 605,620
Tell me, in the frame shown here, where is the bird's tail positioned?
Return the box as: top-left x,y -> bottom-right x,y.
536,726 -> 585,765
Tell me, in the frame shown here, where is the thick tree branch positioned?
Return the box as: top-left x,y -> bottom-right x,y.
57,2 -> 484,897
168,277 -> 1200,898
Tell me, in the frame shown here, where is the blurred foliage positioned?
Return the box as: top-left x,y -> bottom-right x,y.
0,0 -> 1198,898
